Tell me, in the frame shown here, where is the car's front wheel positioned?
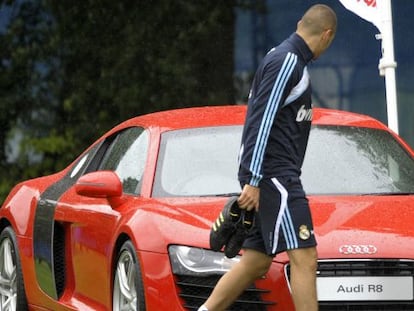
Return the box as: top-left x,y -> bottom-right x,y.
0,226 -> 28,311
113,240 -> 146,311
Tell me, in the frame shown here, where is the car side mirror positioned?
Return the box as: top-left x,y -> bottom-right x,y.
76,171 -> 123,198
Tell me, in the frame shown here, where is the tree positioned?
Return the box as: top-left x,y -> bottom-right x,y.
0,0 -> 236,202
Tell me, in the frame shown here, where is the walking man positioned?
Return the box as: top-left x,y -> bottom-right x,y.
201,4 -> 337,311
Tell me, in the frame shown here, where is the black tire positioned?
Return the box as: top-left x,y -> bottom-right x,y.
113,240 -> 146,311
0,226 -> 28,311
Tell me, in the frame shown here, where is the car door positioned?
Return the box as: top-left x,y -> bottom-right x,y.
32,127 -> 149,310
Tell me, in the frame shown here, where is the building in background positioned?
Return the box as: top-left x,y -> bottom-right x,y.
234,0 -> 414,147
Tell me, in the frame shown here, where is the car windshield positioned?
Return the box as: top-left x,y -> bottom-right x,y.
302,125 -> 414,195
152,125 -> 414,197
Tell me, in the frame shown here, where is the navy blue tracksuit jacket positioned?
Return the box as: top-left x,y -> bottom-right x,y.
238,33 -> 314,187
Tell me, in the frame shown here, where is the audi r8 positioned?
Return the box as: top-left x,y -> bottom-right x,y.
0,105 -> 413,310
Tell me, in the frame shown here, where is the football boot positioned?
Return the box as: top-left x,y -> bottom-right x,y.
210,196 -> 241,251
224,209 -> 255,258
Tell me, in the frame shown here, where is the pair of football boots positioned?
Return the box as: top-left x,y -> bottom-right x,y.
209,196 -> 255,258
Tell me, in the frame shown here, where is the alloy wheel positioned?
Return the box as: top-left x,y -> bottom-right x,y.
113,243 -> 139,311
0,236 -> 17,310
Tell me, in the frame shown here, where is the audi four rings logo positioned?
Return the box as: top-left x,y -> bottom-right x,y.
339,244 -> 377,255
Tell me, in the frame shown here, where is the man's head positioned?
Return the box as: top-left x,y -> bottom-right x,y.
296,4 -> 337,59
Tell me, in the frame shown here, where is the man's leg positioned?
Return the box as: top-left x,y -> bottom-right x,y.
287,246 -> 318,311
203,249 -> 272,311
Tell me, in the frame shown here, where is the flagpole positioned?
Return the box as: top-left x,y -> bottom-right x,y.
339,0 -> 399,134
377,0 -> 399,134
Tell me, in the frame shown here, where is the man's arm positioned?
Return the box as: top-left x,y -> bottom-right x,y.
240,52 -> 298,188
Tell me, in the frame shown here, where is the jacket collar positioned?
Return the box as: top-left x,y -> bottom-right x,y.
287,32 -> 314,63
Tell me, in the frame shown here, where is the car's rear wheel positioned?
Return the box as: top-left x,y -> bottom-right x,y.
113,240 -> 145,311
0,226 -> 28,311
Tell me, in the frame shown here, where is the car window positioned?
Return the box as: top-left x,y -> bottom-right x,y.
153,126 -> 242,197
67,143 -> 101,179
99,127 -> 149,194
302,125 -> 414,195
153,124 -> 414,197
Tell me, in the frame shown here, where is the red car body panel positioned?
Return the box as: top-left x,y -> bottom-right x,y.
1,105 -> 414,310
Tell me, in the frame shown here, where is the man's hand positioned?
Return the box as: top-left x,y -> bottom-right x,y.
238,184 -> 260,212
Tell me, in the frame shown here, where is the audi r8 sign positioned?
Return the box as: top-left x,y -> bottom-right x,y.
317,276 -> 413,301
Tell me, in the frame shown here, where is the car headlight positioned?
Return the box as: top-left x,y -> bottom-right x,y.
169,245 -> 240,276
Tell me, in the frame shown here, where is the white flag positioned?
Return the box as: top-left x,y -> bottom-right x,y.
339,0 -> 384,33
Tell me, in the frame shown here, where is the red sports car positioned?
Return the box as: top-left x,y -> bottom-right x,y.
1,105 -> 413,311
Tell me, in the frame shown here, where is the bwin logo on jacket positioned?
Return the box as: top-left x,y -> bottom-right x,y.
296,105 -> 313,122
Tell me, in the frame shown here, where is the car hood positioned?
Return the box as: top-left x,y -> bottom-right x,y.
128,197 -> 229,252
130,195 -> 414,260
310,195 -> 414,260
